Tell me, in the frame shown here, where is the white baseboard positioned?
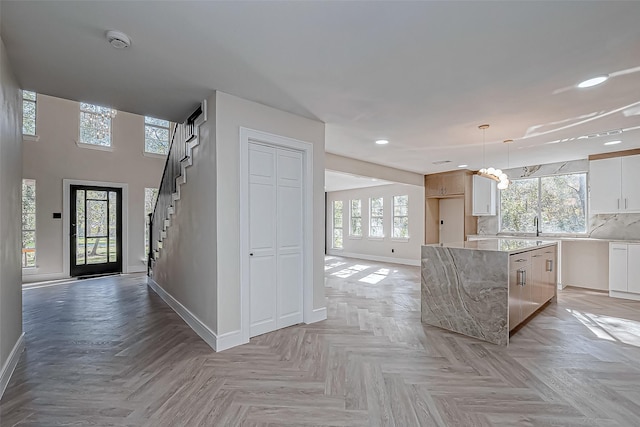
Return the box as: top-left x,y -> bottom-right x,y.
127,265 -> 147,274
22,272 -> 69,284
327,251 -> 420,266
306,307 -> 327,324
147,279 -> 246,351
610,290 -> 640,302
0,333 -> 25,399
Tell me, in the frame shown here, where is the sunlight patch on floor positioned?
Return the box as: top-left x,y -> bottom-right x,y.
359,268 -> 390,284
567,308 -> 640,347
332,264 -> 370,278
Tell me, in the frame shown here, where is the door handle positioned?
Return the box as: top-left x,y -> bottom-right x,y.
618,199 -> 620,210
625,198 -> 628,209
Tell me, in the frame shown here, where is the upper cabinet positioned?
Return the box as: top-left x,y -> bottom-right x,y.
472,174 -> 496,216
425,172 -> 464,197
590,154 -> 640,214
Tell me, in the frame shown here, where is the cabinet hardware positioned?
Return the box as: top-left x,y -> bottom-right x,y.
545,259 -> 553,272
518,268 -> 527,286
625,198 -> 628,209
514,258 -> 527,262
618,199 -> 620,209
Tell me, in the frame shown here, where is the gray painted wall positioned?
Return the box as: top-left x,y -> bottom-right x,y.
0,35 -> 23,377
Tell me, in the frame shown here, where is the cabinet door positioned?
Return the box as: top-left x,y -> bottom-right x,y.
609,243 -> 628,292
627,244 -> 640,294
590,158 -> 622,214
530,250 -> 545,310
425,175 -> 443,197
543,248 -> 557,302
472,175 -> 496,216
508,266 -> 521,331
622,155 -> 640,212
442,173 -> 464,196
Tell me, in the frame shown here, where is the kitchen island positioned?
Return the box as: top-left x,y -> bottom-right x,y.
421,239 -> 558,345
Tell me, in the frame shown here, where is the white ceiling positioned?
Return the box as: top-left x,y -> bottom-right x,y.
2,1 -> 640,175
325,170 -> 392,192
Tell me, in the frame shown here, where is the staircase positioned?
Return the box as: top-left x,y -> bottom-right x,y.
149,103 -> 206,268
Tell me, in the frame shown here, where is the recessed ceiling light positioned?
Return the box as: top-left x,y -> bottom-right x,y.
375,139 -> 389,145
458,164 -> 468,168
577,75 -> 608,89
604,140 -> 622,146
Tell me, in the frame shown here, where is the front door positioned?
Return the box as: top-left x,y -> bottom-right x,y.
70,185 -> 123,277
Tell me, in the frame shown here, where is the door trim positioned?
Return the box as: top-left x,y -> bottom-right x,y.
239,128 -> 314,344
63,179 -> 129,278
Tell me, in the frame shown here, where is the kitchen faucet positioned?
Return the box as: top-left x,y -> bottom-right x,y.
533,216 -> 540,237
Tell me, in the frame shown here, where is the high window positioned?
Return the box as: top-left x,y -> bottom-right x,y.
332,200 -> 343,249
79,102 -> 114,147
22,179 -> 36,268
349,199 -> 362,237
145,188 -> 159,256
144,117 -> 170,155
500,173 -> 587,234
369,197 -> 384,238
23,90 -> 37,135
392,195 -> 409,239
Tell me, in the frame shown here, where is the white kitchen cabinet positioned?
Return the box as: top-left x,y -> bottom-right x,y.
590,155 -> 640,214
609,242 -> 640,298
472,174 -> 496,216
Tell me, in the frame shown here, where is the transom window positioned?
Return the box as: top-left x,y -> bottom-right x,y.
392,195 -> 409,239
23,90 -> 37,135
369,197 -> 384,238
349,199 -> 362,237
79,102 -> 115,147
145,117 -> 170,155
22,179 -> 36,268
332,201 -> 343,249
500,173 -> 587,234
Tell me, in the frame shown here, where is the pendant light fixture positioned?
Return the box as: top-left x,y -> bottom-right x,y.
477,124 -> 510,189
497,139 -> 513,190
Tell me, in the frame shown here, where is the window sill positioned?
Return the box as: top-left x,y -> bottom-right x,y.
23,134 -> 40,142
76,140 -> 114,152
143,151 -> 168,159
367,236 -> 385,241
331,247 -> 343,251
347,235 -> 363,240
391,237 -> 410,242
22,267 -> 40,275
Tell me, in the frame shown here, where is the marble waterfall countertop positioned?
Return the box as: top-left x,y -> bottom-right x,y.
429,238 -> 557,253
421,240 -> 558,346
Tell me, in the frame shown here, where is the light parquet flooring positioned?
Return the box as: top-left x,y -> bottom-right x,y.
2,257 -> 640,426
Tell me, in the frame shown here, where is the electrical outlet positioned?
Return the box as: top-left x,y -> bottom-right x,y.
391,248 -> 395,253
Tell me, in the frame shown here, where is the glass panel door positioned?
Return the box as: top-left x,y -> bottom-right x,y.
70,185 -> 122,277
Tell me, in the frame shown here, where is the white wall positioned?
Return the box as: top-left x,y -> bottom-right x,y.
216,91 -> 326,335
152,95 -> 218,332
326,183 -> 424,265
0,34 -> 24,395
22,94 -> 166,281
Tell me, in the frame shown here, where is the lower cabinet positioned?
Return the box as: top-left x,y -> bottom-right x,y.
509,246 -> 557,331
609,242 -> 640,298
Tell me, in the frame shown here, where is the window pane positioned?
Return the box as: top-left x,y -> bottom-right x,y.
79,103 -> 112,146
333,229 -> 343,249
350,217 -> 362,236
86,238 -> 108,264
394,217 -> 409,238
21,179 -> 36,267
23,99 -> 36,135
145,123 -> 170,155
541,173 -> 587,233
87,200 -> 108,237
500,178 -> 538,233
23,90 -> 36,101
145,117 -> 170,127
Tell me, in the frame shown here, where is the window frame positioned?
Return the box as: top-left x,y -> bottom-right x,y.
349,199 -> 362,238
144,117 -> 171,156
332,200 -> 343,249
498,172 -> 588,236
22,90 -> 37,137
392,195 -> 410,240
78,102 -> 115,149
22,179 -> 37,269
369,197 -> 384,238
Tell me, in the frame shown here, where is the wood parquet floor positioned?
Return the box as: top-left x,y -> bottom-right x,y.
2,257 -> 640,426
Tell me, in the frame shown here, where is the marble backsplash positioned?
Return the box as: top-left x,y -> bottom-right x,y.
476,159 -> 640,240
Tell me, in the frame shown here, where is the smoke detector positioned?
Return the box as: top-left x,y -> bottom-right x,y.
106,30 -> 131,49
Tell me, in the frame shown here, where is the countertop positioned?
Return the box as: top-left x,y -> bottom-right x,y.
424,238 -> 557,253
468,234 -> 640,244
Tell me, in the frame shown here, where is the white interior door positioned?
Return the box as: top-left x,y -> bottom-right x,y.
249,142 -> 303,337
439,197 -> 464,244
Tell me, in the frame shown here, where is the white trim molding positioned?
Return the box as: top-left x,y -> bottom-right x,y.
326,250 -> 420,267
63,179 -> 129,277
0,333 -> 25,399
147,279 -> 241,352
307,307 -> 327,324
239,127 -> 317,343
